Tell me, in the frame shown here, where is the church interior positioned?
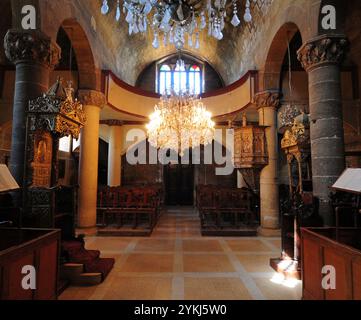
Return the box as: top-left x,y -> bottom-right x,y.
0,0 -> 361,301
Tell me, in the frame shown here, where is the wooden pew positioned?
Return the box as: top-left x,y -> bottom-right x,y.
96,186 -> 162,232
197,185 -> 258,236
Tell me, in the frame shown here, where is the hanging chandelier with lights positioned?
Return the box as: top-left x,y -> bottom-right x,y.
146,91 -> 215,156
100,0 -> 253,50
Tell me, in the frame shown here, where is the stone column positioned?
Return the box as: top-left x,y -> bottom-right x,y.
4,30 -> 60,186
254,90 -> 281,236
104,120 -> 123,187
78,90 -> 106,233
298,34 -> 349,226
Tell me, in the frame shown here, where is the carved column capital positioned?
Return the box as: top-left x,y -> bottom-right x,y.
78,90 -> 107,108
100,119 -> 124,127
253,90 -> 282,110
297,34 -> 349,72
4,29 -> 61,68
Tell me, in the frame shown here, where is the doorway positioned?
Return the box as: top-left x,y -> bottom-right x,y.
164,164 -> 194,206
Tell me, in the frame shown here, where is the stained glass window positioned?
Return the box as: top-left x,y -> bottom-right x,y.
174,64 -> 187,94
157,60 -> 203,95
159,64 -> 171,95
189,65 -> 201,95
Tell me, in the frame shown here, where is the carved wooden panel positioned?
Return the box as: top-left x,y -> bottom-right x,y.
234,126 -> 268,169
302,228 -> 361,300
31,131 -> 53,188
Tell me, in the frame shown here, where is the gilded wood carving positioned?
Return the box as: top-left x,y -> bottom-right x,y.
233,120 -> 268,169
31,131 -> 53,187
281,113 -> 311,194
26,79 -> 86,187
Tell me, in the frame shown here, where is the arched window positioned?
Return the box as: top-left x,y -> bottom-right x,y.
174,64 -> 187,94
157,57 -> 204,95
189,65 -> 201,95
159,64 -> 172,95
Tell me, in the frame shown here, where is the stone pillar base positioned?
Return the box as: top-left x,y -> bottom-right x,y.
76,226 -> 98,237
257,226 -> 281,237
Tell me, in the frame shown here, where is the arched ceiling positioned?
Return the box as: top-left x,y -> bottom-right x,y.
74,0 -> 258,86
2,0 -> 327,89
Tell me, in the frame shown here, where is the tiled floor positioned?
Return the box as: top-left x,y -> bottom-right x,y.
59,207 -> 302,300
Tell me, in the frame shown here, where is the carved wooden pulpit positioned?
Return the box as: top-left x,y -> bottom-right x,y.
233,114 -> 268,191
23,79 -> 86,228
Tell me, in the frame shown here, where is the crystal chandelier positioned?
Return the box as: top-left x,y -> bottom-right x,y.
146,91 -> 215,156
100,0 -> 253,50
175,50 -> 186,70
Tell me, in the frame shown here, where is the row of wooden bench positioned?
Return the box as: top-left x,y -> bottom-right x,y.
96,186 -> 163,230
196,185 -> 258,229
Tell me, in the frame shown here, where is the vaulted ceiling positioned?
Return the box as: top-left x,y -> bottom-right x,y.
4,0 -> 312,87
74,0 -> 258,86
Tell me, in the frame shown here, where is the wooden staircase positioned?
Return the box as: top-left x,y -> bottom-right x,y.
60,263 -> 103,286
60,239 -> 115,288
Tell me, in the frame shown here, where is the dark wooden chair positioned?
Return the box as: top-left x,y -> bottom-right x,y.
96,186 -> 161,231
197,185 -> 255,231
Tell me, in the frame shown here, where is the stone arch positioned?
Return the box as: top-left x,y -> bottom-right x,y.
253,0 -> 322,92
260,22 -> 302,91
36,0 -> 101,90
57,18 -> 100,90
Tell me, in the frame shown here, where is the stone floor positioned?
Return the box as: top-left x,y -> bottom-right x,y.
59,207 -> 302,300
